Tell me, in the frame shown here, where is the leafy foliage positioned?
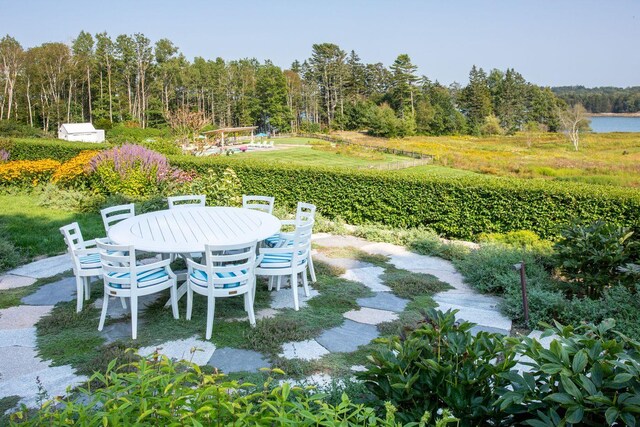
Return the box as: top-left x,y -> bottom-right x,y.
12,354 -> 448,426
359,309 -> 517,425
170,155 -> 640,240
554,220 -> 639,299
500,320 -> 640,426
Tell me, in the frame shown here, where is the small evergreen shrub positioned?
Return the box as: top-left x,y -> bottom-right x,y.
501,320 -> 640,426
359,309 -> 517,425
554,220 -> 639,299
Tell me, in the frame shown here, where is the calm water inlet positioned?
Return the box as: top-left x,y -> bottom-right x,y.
589,116 -> 640,133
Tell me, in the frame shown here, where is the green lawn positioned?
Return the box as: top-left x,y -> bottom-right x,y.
241,146 -> 410,168
0,193 -> 103,264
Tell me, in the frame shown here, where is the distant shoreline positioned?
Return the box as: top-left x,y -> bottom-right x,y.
588,113 -> 640,117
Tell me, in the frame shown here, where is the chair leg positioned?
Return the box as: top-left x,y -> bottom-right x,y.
98,290 -> 110,331
245,292 -> 256,326
291,273 -> 299,311
302,270 -> 310,297
267,276 -> 274,291
75,276 -> 84,313
131,296 -> 138,340
170,283 -> 179,319
206,291 -> 215,340
84,277 -> 91,300
186,283 -> 193,320
276,276 -> 282,291
120,297 -> 127,309
308,254 -> 317,283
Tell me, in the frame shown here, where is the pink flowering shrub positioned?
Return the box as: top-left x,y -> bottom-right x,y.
89,144 -> 192,198
0,149 -> 9,163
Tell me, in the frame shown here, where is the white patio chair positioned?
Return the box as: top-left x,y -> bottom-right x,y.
242,195 -> 275,214
265,202 -> 317,282
168,195 -> 206,208
60,222 -> 105,312
186,241 -> 261,339
101,203 -> 135,233
268,141 -> 274,148
256,221 -> 313,311
97,240 -> 179,340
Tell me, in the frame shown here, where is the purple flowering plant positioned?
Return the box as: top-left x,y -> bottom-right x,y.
89,144 -> 191,198
0,149 -> 9,163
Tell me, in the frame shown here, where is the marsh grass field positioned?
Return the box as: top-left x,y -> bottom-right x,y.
333,131 -> 640,187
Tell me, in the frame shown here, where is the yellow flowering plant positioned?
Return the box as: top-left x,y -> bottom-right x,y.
51,150 -> 100,188
0,159 -> 61,187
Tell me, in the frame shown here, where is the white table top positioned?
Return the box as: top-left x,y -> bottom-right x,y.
108,206 -> 281,253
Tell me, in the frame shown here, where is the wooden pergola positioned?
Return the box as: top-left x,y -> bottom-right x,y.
202,126 -> 258,147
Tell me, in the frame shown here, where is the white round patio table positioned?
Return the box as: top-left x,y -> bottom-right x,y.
108,206 -> 281,253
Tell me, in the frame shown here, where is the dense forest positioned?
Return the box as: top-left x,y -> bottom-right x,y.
0,32 -> 565,137
552,86 -> 640,114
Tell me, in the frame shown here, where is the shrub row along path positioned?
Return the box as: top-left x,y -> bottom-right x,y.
0,234 -> 515,408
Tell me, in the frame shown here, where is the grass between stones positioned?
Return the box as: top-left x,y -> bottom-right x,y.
34,243 -> 451,386
0,271 -> 73,309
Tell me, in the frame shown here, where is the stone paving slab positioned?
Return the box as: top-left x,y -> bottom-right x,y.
360,242 -> 458,273
99,319 -> 149,344
270,288 -> 319,310
434,293 -> 503,312
0,365 -> 88,408
0,305 -> 53,330
227,308 -> 279,323
0,327 -> 37,348
357,292 -> 408,312
0,346 -> 51,381
0,274 -> 37,290
279,339 -> 329,361
312,252 -> 370,270
470,325 -> 510,336
138,336 -> 216,366
93,294 -> 162,320
344,307 -> 398,325
435,302 -> 512,331
207,348 -> 270,373
8,254 -> 73,279
21,277 -> 77,306
341,266 -> 389,292
312,235 -> 369,249
316,320 -> 380,353
527,330 -> 560,349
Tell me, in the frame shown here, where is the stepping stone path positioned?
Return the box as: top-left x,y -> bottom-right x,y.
208,348 -> 270,373
0,260 -> 88,410
0,232 -> 523,410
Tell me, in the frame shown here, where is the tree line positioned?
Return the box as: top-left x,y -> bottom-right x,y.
552,86 -> 640,114
0,32 -> 565,137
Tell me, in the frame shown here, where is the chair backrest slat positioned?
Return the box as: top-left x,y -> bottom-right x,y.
168,195 -> 206,208
296,202 -> 316,225
202,241 -> 257,288
242,195 -> 275,214
101,204 -> 135,233
97,240 -> 138,288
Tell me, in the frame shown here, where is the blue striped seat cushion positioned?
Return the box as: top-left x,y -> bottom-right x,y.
189,269 -> 248,289
260,252 -> 306,267
264,233 -> 282,248
106,268 -> 168,288
79,253 -> 101,267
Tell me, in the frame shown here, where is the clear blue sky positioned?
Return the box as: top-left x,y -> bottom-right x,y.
2,0 -> 639,87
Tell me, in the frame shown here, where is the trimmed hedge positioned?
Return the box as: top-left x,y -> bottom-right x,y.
5,138 -> 640,239
169,155 -> 640,239
2,138 -> 109,162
